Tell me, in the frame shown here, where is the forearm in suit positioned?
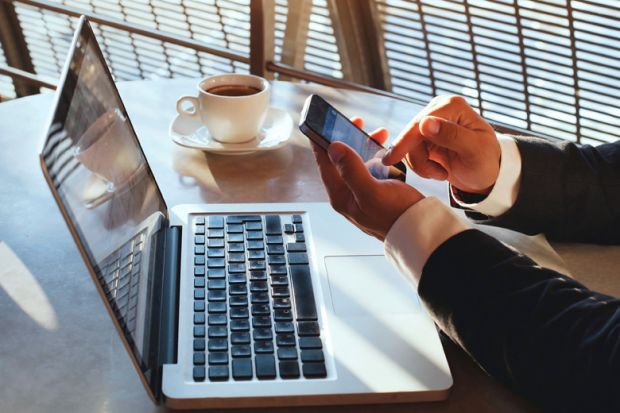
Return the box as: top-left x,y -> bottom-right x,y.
420,229 -> 620,412
467,137 -> 620,244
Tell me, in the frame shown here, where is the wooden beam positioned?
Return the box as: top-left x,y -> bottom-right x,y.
249,0 -> 275,79
0,1 -> 39,97
279,0 -> 312,80
326,0 -> 391,91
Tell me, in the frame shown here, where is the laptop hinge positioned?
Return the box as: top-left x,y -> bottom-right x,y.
160,225 -> 181,365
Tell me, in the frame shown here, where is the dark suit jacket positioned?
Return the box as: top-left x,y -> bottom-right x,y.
420,137 -> 620,412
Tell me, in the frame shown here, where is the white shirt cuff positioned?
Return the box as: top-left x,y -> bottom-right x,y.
384,197 -> 470,284
450,135 -> 522,217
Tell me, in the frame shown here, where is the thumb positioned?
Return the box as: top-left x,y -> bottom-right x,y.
327,142 -> 375,199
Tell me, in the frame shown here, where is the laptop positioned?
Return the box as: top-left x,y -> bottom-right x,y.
40,17 -> 452,409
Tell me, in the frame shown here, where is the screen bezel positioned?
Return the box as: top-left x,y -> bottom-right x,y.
39,17 -> 166,403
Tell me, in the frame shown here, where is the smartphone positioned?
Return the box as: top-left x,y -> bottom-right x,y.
299,94 -> 407,181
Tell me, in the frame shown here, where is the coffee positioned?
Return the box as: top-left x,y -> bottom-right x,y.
207,85 -> 261,97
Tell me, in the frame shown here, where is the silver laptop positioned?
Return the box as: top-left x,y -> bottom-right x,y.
40,17 -> 452,409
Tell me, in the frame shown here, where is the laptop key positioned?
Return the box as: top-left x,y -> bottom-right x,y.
195,216 -> 206,225
292,215 -> 302,224
208,302 -> 226,313
286,242 -> 307,252
279,361 -> 300,379
229,296 -> 248,307
252,316 -> 271,328
275,322 -> 294,334
284,224 -> 294,234
253,328 -> 273,341
249,271 -> 267,281
228,274 -> 247,284
274,309 -> 293,321
207,290 -> 226,301
302,362 -> 327,378
207,258 -> 225,268
246,231 -> 263,240
208,216 -> 224,229
194,288 -> 206,300
265,215 -> 282,235
248,250 -> 265,260
245,221 -> 262,231
228,263 -> 246,273
251,304 -> 270,315
228,252 -> 245,263
297,321 -> 320,336
207,248 -> 225,259
247,240 -> 264,250
194,313 -> 206,324
194,255 -> 206,265
207,268 -> 225,279
208,314 -> 226,326
229,307 -> 249,319
194,225 -> 205,235
251,292 -> 269,304
194,266 -> 205,276
193,352 -> 206,365
208,339 -> 228,351
194,278 -> 206,288
208,352 -> 228,365
230,319 -> 250,331
268,255 -> 286,265
208,326 -> 227,338
272,287 -> 290,297
249,260 -> 266,271
301,349 -> 324,362
288,253 -> 309,265
255,355 -> 277,380
194,326 -> 206,337
273,298 -> 291,309
277,347 -> 298,360
194,235 -> 205,245
207,229 -> 224,238
193,366 -> 206,382
207,238 -> 224,248
295,233 -> 305,243
232,359 -> 253,380
229,284 -> 248,295
290,265 -> 318,321
208,365 -> 229,381
276,334 -> 296,347
195,245 -> 206,255
267,244 -> 285,255
250,281 -> 268,292
254,341 -> 274,354
227,224 -> 243,233
194,300 -> 206,312
231,332 -> 251,344
231,345 -> 251,358
271,276 -> 288,286
299,337 -> 322,349
266,235 -> 283,245
193,339 -> 206,351
227,233 -> 244,243
228,242 -> 245,253
269,265 -> 287,275
207,279 -> 225,290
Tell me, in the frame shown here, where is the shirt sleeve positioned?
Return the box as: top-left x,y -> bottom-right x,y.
383,196 -> 470,283
450,135 -> 522,217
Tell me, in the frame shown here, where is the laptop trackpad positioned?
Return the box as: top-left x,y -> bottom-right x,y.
325,255 -> 420,316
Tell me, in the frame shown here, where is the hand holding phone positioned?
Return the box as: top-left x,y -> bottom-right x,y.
299,94 -> 407,181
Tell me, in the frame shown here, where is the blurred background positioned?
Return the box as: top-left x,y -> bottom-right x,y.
0,0 -> 618,144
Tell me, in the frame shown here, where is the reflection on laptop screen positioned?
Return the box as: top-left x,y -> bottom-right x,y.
41,21 -> 166,377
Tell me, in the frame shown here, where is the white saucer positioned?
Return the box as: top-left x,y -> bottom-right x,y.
169,107 -> 293,155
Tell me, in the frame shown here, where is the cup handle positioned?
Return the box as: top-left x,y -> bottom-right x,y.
176,96 -> 200,119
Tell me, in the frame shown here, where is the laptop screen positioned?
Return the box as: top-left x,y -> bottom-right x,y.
40,19 -> 167,391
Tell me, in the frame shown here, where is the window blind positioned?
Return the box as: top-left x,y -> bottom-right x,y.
378,0 -> 620,144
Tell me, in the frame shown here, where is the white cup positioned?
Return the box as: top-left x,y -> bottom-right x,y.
176,74 -> 270,144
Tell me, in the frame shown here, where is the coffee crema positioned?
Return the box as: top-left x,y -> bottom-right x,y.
207,85 -> 262,97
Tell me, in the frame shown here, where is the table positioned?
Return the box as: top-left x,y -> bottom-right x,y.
1,79 -> 618,413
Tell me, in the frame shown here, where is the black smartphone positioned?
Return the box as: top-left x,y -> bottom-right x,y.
299,94 -> 407,181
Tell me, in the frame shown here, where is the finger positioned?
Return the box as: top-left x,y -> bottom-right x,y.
350,117 -> 364,129
407,141 -> 449,181
327,142 -> 376,200
418,116 -> 474,153
311,142 -> 349,198
382,124 -> 423,165
369,127 -> 389,145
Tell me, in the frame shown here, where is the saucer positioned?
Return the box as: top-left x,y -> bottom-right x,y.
169,107 -> 293,155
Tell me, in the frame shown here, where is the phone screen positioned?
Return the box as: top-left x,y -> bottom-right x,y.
302,95 -> 406,181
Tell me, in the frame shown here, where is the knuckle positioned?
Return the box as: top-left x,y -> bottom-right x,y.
447,95 -> 466,106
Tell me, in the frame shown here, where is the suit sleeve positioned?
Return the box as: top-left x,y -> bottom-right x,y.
419,229 -> 620,412
467,137 -> 620,244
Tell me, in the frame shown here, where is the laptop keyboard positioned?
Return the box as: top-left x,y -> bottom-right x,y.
192,214 -> 326,382
96,230 -> 146,336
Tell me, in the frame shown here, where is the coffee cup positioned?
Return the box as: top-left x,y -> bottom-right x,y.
176,74 -> 270,144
